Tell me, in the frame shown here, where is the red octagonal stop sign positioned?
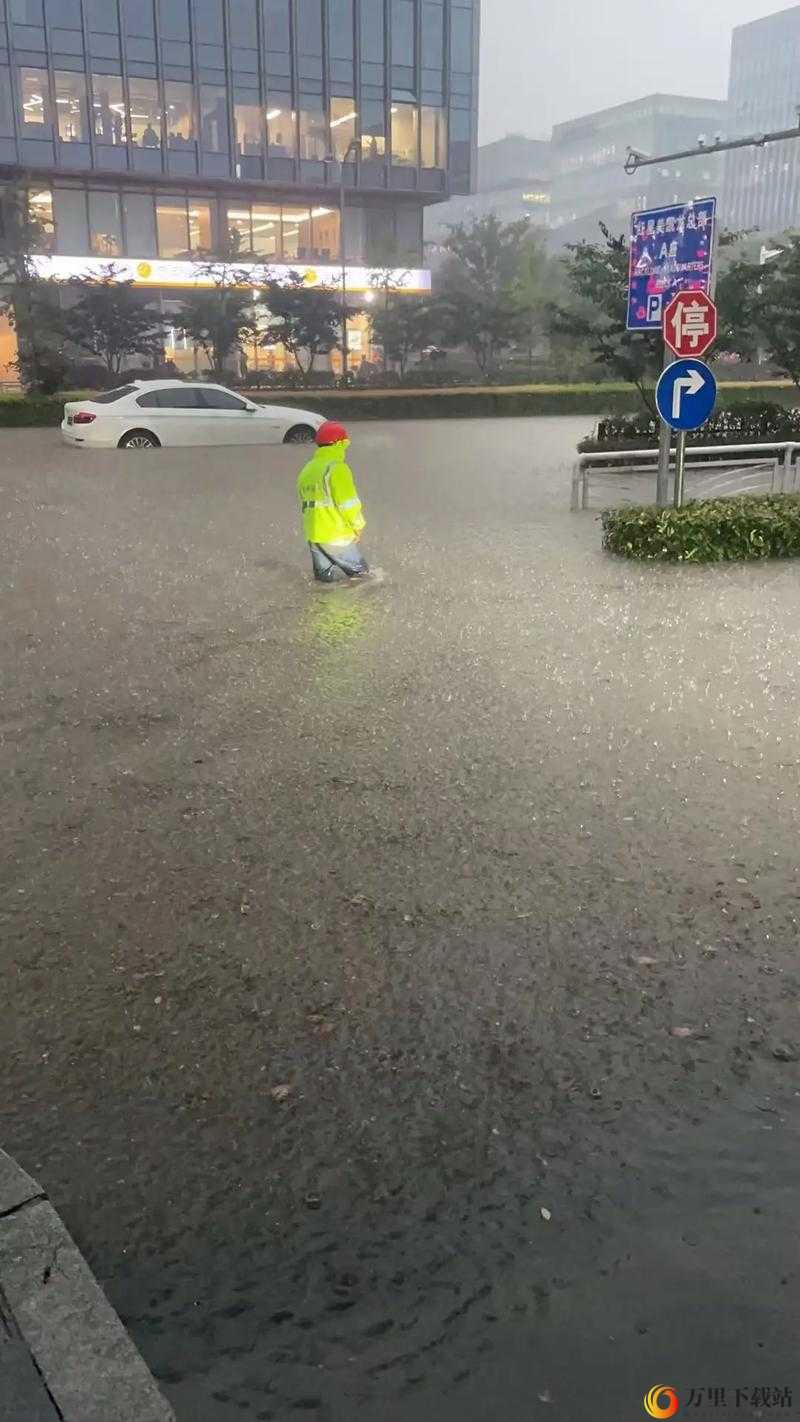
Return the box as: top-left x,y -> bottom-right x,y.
664,290 -> 718,359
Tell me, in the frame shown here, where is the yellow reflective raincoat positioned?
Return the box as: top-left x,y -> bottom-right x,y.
297,440 -> 366,546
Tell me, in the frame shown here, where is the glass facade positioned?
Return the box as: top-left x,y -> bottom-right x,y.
0,0 -> 478,267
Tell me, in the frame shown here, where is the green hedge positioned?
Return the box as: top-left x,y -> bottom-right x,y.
580,400 -> 800,453
602,493 -> 800,562
0,397 -> 64,426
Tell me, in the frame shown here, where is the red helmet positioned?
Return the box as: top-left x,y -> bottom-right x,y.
316,420 -> 349,446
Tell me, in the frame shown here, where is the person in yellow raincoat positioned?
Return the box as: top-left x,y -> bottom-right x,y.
297,421 -> 369,582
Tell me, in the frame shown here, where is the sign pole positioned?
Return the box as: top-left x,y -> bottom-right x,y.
673,430 -> 687,508
656,343 -> 672,508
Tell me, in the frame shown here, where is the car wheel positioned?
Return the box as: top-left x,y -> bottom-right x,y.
118,429 -> 160,450
283,424 -> 316,444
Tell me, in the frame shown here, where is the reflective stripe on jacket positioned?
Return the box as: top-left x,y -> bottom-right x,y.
297,441 -> 366,544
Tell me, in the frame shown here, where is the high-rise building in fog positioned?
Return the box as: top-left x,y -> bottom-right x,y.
726,5 -> 800,233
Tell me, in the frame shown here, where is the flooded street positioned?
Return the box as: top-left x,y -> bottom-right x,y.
2,417 -> 799,1420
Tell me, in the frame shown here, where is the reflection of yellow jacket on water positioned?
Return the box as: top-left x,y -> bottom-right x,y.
297,440 -> 366,545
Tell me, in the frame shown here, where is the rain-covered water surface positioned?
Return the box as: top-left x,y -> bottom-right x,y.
2,419 -> 799,1420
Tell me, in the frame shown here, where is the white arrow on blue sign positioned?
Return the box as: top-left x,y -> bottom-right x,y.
655,358 -> 717,432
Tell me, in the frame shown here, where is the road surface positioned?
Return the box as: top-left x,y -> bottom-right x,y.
2,419 -> 799,1420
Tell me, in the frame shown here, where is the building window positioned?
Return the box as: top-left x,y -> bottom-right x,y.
267,103 -> 296,157
360,0 -> 384,63
450,6 -> 473,72
188,201 -> 212,252
87,0 -> 120,32
391,0 -> 414,66
200,86 -> 228,152
264,0 -> 291,57
92,74 -> 127,144
360,98 -> 385,158
122,0 -> 154,38
421,106 -> 446,167
282,204 -> 313,260
165,81 -> 194,148
228,201 -> 281,257
128,77 -> 162,147
54,70 -> 89,144
0,68 -> 14,138
227,202 -> 251,253
235,102 -> 263,159
229,0 -> 257,48
296,0 -> 322,56
19,67 -> 51,135
122,191 -> 157,255
156,195 -> 189,257
29,188 -> 55,250
89,190 -> 123,255
391,103 -> 418,165
159,0 -> 190,42
53,186 -> 88,253
11,0 -> 44,21
330,96 -> 357,159
328,0 -> 353,60
298,101 -> 326,160
421,2 -> 444,70
310,204 -> 339,260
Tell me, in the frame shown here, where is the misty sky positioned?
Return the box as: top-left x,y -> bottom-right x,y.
480,0 -> 794,142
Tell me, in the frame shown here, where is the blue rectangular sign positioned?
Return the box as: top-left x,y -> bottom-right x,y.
627,197 -> 717,331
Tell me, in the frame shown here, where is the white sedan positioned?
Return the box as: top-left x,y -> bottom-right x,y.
61,380 -> 326,450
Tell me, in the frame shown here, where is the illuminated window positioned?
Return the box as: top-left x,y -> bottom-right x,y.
89,190 -> 123,255
298,101 -> 326,160
200,85 -> 228,151
156,196 -> 189,256
330,97 -> 357,159
310,204 -> 339,260
360,98 -> 385,158
391,103 -> 418,165
420,106 -> 446,167
19,67 -> 51,135
28,188 -> 55,251
188,202 -> 212,252
165,80 -> 194,148
282,204 -> 313,259
92,74 -> 127,144
266,103 -> 296,157
227,204 -> 252,254
54,71 -> 89,143
235,102 -> 262,157
128,77 -> 162,148
251,203 -> 280,257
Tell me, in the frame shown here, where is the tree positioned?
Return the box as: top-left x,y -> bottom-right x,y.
370,299 -> 438,378
0,185 -> 68,393
553,223 -> 662,415
177,253 -> 259,379
67,270 -> 165,380
260,272 -> 341,381
431,214 -> 533,379
511,230 -> 553,377
750,237 -> 800,385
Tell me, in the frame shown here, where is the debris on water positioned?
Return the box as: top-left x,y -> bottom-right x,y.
304,1193 -> 322,1210
538,1389 -> 553,1404
540,1207 -> 552,1221
772,1044 -> 798,1062
671,1027 -> 694,1038
632,955 -> 658,966
270,1083 -> 292,1102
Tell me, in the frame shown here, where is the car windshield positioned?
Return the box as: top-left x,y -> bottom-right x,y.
89,386 -> 139,405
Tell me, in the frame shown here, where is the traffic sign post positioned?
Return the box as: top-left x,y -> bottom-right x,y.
655,359 -> 718,508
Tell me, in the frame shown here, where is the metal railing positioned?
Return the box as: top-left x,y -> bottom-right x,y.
571,442 -> 800,511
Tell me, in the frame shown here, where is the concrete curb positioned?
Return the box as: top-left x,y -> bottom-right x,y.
0,1149 -> 175,1422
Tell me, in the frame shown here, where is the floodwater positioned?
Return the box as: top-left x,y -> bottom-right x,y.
2,419 -> 799,1421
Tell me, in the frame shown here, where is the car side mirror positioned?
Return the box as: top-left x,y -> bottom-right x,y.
244,405 -> 256,413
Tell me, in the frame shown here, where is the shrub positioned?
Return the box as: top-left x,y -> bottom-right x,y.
602,493 -> 800,562
585,401 -> 800,453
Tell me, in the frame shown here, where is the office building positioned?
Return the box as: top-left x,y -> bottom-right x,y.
424,133 -> 550,249
726,6 -> 800,232
550,93 -> 728,247
0,0 -> 480,378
